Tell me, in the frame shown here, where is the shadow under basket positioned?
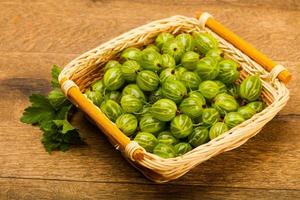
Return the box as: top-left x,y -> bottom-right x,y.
58,13 -> 291,183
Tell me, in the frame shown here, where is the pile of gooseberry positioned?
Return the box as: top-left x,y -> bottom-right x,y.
85,32 -> 265,158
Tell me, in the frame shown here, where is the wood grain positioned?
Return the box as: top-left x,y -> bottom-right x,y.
0,0 -> 300,199
0,178 -> 299,200
0,0 -> 300,62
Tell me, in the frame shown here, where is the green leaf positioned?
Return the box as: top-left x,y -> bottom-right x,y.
48,89 -> 67,108
51,65 -> 62,89
42,131 -> 62,153
53,119 -> 75,134
20,94 -> 56,125
40,120 -> 55,132
42,128 -> 82,153
21,65 -> 83,153
30,94 -> 53,108
21,107 -> 54,124
55,105 -> 72,120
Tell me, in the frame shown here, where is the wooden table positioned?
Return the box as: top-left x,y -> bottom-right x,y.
1,1 -> 299,199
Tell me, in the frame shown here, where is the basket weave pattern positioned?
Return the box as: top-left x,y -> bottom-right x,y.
59,15 -> 289,182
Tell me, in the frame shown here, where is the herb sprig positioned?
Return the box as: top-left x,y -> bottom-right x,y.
21,65 -> 82,153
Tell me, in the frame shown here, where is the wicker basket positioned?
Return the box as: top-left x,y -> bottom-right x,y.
58,13 -> 291,183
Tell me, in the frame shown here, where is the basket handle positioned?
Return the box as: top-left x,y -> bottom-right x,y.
59,78 -> 145,161
195,12 -> 292,84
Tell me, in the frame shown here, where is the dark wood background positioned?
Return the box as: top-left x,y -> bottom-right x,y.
0,0 -> 299,199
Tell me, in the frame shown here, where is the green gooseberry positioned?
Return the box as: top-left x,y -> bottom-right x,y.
162,39 -> 185,63
188,126 -> 209,147
213,93 -> 239,116
104,60 -> 122,72
170,114 -> 193,139
139,114 -> 166,135
122,84 -> 146,101
201,108 -> 220,127
179,97 -> 203,119
205,48 -> 223,61
181,51 -> 200,70
162,80 -> 187,104
224,112 -> 245,128
198,80 -> 220,99
136,70 -> 160,92
139,49 -> 162,72
120,95 -> 143,113
174,142 -> 192,156
150,99 -> 177,122
217,59 -> 240,84
193,32 -> 219,54
116,114 -> 138,136
195,56 -> 219,80
104,91 -> 122,103
227,83 -> 240,99
134,132 -> 158,152
120,47 -> 142,61
175,33 -> 194,51
247,101 -> 265,113
148,88 -> 163,104
239,75 -> 262,101
188,91 -> 206,105
103,67 -> 125,91
159,68 -> 177,83
153,143 -> 176,158
180,71 -> 201,91
137,105 -> 151,120
91,79 -> 105,92
155,32 -> 175,49
100,100 -> 123,122
157,131 -> 179,145
215,80 -> 227,94
144,44 -> 160,53
161,54 -> 176,69
209,122 -> 228,140
237,106 -> 256,120
174,67 -> 187,79
86,90 -> 103,107
121,60 -> 141,82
